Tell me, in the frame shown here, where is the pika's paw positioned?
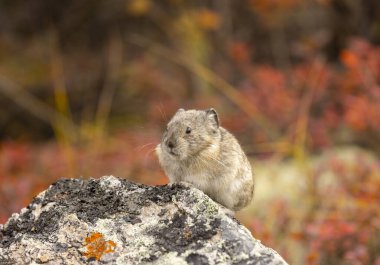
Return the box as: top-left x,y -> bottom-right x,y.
168,181 -> 193,189
220,207 -> 235,218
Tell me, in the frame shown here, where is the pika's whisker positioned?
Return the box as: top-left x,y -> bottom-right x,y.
158,103 -> 167,121
136,142 -> 155,151
143,146 -> 157,162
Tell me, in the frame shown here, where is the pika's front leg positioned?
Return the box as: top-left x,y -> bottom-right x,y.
168,181 -> 194,188
219,205 -> 235,217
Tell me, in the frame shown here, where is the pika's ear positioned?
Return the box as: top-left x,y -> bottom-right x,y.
205,108 -> 219,128
175,108 -> 185,115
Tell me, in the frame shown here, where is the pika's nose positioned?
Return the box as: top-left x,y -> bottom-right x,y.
167,140 -> 174,149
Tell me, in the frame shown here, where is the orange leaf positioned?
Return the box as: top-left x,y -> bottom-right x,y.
340,50 -> 359,68
196,9 -> 220,30
126,0 -> 151,16
229,42 -> 250,63
307,251 -> 319,265
289,231 -> 305,241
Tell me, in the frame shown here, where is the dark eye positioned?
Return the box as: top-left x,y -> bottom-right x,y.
185,127 -> 192,134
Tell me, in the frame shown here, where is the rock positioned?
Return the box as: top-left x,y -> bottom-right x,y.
0,176 -> 288,265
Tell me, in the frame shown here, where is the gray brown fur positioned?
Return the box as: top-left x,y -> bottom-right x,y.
156,108 -> 254,211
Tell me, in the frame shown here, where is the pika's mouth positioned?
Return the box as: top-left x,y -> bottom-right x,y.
161,145 -> 180,158
169,150 -> 179,157
164,147 -> 179,157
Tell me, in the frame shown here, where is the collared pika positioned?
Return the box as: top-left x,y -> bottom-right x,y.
156,108 -> 254,211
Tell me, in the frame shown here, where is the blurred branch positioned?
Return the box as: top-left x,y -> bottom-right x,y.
128,35 -> 280,139
95,31 -> 123,137
246,141 -> 291,155
215,0 -> 233,42
270,24 -> 291,70
293,56 -> 326,161
0,75 -> 78,140
49,29 -> 76,177
49,30 -> 72,122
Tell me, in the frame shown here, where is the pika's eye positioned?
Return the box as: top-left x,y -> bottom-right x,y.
185,127 -> 192,134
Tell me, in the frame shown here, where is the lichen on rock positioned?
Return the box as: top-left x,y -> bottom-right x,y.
0,176 -> 288,264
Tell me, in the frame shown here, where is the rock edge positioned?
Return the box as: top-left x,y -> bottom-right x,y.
0,176 -> 288,265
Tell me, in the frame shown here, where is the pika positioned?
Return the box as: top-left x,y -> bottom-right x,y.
156,108 -> 254,211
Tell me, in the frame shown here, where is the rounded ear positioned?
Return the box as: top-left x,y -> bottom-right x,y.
205,108 -> 219,128
176,108 -> 185,115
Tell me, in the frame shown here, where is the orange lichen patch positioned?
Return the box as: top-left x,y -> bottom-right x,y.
83,232 -> 117,261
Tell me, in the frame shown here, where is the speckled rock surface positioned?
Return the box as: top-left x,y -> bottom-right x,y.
0,176 -> 288,265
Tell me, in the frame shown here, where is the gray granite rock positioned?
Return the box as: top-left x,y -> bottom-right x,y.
0,176 -> 288,264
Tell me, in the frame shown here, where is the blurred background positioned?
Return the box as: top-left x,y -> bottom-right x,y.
0,0 -> 380,264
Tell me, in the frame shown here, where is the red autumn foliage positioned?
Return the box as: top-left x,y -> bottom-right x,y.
0,2 -> 379,264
